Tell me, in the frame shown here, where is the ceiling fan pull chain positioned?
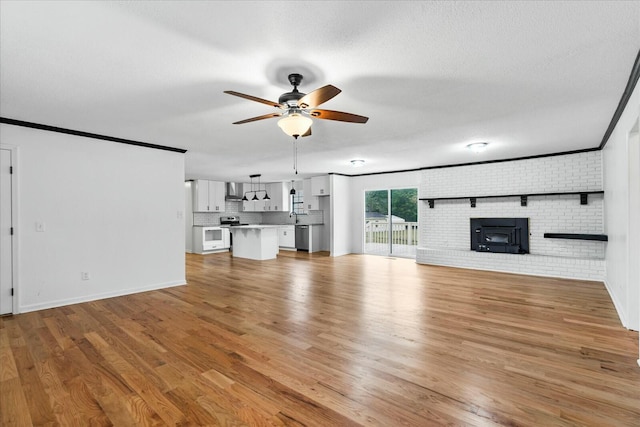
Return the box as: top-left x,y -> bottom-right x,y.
293,139 -> 298,175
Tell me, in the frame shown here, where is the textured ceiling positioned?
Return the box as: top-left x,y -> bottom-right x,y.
1,1 -> 638,182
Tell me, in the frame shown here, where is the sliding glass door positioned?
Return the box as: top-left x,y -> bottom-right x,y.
364,188 -> 418,257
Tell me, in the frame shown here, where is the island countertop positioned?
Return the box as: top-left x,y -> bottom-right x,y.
230,224 -> 324,229
229,224 -> 281,229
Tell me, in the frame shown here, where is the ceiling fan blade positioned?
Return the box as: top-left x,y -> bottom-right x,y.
297,85 -> 341,109
224,91 -> 283,109
232,113 -> 282,125
309,109 -> 369,123
302,127 -> 312,137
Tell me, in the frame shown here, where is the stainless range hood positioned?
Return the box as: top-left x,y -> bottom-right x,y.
225,182 -> 244,201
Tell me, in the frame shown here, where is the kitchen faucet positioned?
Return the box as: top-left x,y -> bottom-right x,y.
289,211 -> 299,224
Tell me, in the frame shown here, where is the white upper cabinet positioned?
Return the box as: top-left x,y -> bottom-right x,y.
304,179 -> 320,211
265,182 -> 290,212
193,180 -> 225,212
242,197 -> 266,212
241,181 -> 292,212
311,175 -> 330,196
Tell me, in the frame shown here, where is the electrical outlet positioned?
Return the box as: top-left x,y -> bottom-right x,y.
177,210 -> 183,219
81,272 -> 90,280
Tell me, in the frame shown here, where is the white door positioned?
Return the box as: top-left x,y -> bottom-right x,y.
1,148 -> 13,314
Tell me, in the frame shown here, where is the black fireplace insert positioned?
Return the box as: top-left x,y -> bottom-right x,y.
470,217 -> 529,254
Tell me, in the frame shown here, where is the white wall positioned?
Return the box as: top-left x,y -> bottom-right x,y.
603,80 -> 640,332
629,127 -> 639,329
0,124 -> 186,313
185,181 -> 193,252
330,174 -> 351,256
319,195 -> 331,251
347,171 -> 420,254
417,151 -> 606,281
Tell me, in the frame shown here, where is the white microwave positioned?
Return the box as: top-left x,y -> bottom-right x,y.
193,226 -> 230,253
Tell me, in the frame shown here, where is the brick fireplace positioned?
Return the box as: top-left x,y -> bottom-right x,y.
416,151 -> 605,281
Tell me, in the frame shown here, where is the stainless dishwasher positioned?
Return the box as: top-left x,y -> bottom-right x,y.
295,225 -> 309,251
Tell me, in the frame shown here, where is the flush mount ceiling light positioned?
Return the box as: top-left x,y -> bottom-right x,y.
225,73 -> 368,140
466,142 -> 489,153
350,159 -> 365,167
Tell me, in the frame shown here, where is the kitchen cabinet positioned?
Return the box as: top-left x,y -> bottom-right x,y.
231,226 -> 279,260
303,179 -> 320,211
242,182 -> 291,212
311,175 -> 330,196
193,180 -> 225,212
193,226 -> 230,254
265,182 -> 290,212
278,225 -> 295,248
242,198 -> 266,212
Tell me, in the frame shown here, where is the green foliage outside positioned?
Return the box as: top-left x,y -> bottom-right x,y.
365,188 -> 417,222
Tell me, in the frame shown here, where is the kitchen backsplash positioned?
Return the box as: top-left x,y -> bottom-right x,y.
193,201 -> 323,226
261,210 -> 324,225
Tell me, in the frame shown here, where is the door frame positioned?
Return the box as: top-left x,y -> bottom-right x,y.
363,187 -> 418,258
1,144 -> 19,314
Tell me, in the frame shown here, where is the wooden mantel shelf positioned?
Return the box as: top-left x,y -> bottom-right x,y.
419,190 -> 604,208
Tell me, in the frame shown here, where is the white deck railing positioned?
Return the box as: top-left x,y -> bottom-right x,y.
365,222 -> 418,257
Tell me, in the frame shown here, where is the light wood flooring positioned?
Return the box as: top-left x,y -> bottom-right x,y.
1,251 -> 639,426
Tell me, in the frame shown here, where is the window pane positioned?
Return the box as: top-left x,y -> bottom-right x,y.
365,190 -> 389,255
390,188 -> 418,257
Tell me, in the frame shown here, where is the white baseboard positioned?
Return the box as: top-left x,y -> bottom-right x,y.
18,279 -> 186,314
602,278 -> 629,329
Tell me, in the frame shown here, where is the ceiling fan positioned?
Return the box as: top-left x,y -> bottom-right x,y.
224,73 -> 368,139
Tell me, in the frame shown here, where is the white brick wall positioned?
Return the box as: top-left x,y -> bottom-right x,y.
416,248 -> 605,281
417,151 -> 606,280
419,151 -> 602,198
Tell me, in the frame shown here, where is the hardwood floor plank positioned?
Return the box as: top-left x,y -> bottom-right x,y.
3,252 -> 639,426
0,329 -> 19,382
0,377 -> 34,427
10,343 -> 57,425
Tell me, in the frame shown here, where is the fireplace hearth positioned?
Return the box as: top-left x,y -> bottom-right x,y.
470,218 -> 529,254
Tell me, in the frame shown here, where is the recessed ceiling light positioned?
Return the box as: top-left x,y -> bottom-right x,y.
466,142 -> 489,153
350,159 -> 365,167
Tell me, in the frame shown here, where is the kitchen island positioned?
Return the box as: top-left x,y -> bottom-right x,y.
230,225 -> 280,260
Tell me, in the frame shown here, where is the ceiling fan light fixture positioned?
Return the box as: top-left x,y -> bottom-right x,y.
466,142 -> 489,153
350,159 -> 365,167
278,113 -> 312,138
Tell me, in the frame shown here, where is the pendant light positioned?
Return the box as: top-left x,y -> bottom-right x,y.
242,174 -> 270,201
259,175 -> 270,200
